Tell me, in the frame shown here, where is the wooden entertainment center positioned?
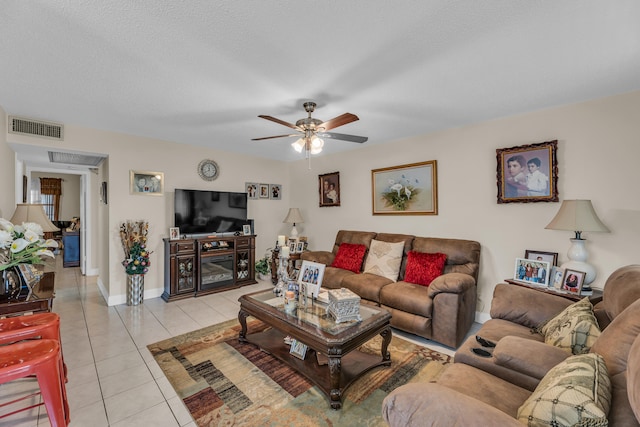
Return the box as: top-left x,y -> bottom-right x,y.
162,235 -> 256,302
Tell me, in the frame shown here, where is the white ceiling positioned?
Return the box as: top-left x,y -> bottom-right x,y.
2,1 -> 640,165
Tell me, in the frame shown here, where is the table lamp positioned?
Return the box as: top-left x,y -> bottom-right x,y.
545,200 -> 609,287
10,204 -> 60,239
283,208 -> 304,238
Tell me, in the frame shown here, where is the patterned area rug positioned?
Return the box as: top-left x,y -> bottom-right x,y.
148,318 -> 451,426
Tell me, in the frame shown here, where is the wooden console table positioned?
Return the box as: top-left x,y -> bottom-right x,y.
0,271 -> 55,317
505,279 -> 603,304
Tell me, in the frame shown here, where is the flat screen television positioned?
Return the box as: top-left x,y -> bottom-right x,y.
174,189 -> 248,235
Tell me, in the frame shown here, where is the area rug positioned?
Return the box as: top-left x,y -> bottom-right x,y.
148,318 -> 451,426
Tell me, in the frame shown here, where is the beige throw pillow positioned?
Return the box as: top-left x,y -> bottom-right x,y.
517,353 -> 611,427
363,239 -> 404,281
539,297 -> 601,355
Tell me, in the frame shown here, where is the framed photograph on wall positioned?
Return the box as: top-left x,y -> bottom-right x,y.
561,269 -> 586,295
245,182 -> 259,199
524,250 -> 558,266
319,171 -> 340,207
270,184 -> 282,200
169,227 -> 180,240
259,183 -> 270,199
496,140 -> 558,204
372,160 -> 438,215
298,260 -> 325,298
100,181 -> 108,205
130,170 -> 164,196
513,257 -> 551,286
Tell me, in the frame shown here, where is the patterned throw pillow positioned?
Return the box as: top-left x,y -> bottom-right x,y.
539,298 -> 601,355
403,251 -> 447,286
517,353 -> 611,427
363,239 -> 405,281
330,243 -> 367,273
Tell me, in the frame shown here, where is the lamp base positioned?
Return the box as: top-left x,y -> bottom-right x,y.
562,238 -> 596,285
290,225 -> 299,239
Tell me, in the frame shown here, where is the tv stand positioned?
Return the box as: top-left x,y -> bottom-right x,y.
162,235 -> 256,302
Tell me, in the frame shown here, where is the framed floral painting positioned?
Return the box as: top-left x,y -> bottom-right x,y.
371,160 -> 438,215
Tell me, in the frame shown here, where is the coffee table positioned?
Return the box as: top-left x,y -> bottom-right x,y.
238,289 -> 392,409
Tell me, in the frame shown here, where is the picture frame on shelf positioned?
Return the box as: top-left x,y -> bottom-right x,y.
550,266 -> 565,290
295,241 -> 304,253
371,160 -> 438,215
561,269 -> 586,295
129,170 -> 164,196
298,260 -> 325,298
318,171 -> 340,207
259,183 -> 270,198
289,241 -> 296,253
242,224 -> 251,236
524,250 -> 558,266
245,182 -> 258,199
269,184 -> 282,200
513,257 -> 550,286
169,227 -> 180,240
496,140 -> 558,204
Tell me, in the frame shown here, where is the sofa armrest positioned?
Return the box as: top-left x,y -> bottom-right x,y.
427,272 -> 475,297
493,335 -> 570,380
300,250 -> 334,266
490,283 -> 573,328
382,383 -> 522,427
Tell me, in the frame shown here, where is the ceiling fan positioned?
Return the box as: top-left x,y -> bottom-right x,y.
252,102 -> 368,155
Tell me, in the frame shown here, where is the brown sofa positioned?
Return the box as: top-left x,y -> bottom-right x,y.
300,230 -> 481,348
382,265 -> 640,426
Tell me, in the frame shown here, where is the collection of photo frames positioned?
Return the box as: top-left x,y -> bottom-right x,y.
245,182 -> 282,200
513,249 -> 588,295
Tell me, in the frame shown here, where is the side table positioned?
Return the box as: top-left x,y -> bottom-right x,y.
504,279 -> 603,305
0,271 -> 55,317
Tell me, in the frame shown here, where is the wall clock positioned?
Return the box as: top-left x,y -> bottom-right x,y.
198,159 -> 219,181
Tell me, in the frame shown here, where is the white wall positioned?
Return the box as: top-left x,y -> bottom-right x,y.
290,91 -> 640,315
0,106 -> 15,218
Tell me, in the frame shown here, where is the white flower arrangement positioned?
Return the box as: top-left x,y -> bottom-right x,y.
0,218 -> 58,271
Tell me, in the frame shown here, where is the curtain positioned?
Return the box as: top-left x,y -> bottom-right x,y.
39,178 -> 62,220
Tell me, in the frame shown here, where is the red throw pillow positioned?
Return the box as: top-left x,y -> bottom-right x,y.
331,243 -> 367,273
404,251 -> 447,286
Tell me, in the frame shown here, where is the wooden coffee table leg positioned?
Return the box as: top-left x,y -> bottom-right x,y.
380,326 -> 392,363
238,309 -> 249,342
328,351 -> 343,409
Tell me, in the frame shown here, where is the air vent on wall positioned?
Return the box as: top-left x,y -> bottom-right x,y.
48,151 -> 106,167
8,116 -> 64,140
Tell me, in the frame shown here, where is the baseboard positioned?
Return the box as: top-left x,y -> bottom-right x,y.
475,311 -> 490,324
106,286 -> 164,306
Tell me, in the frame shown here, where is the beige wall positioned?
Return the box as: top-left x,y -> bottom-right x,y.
30,172 -> 81,219
290,90 -> 640,316
0,106 -> 15,218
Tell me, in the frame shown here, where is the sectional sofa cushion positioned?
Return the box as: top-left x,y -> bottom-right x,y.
404,251 -> 447,286
330,243 -> 367,273
363,239 -> 405,281
538,297 -> 601,355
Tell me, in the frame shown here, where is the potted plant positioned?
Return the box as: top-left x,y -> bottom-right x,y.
255,256 -> 271,281
120,220 -> 153,305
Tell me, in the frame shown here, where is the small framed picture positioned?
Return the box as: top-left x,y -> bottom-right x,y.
130,170 -> 164,196
289,241 -> 296,253
269,184 -> 282,200
242,224 -> 251,235
524,250 -> 558,267
550,266 -> 565,290
169,227 -> 180,240
561,269 -> 586,294
295,242 -> 304,253
289,339 -> 308,360
319,171 -> 340,207
514,257 -> 550,286
298,260 -> 325,298
259,183 -> 270,198
245,182 -> 259,199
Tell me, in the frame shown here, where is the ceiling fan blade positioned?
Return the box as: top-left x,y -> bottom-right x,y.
258,115 -> 300,130
251,134 -> 300,141
318,132 -> 368,143
318,113 -> 359,131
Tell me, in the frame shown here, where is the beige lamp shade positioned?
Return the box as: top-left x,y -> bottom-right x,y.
10,204 -> 60,232
283,208 -> 304,225
545,200 -> 609,239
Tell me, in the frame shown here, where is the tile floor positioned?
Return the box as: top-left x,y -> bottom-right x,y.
1,258 -> 480,426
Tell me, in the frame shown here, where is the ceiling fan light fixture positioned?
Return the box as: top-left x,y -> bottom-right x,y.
292,138 -> 305,153
310,136 -> 324,154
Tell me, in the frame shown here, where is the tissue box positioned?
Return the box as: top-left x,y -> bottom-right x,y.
328,288 -> 361,323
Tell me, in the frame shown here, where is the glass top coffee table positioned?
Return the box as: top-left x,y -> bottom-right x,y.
238,289 -> 392,409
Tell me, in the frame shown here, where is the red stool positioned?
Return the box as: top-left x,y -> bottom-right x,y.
0,339 -> 69,426
0,313 -> 67,381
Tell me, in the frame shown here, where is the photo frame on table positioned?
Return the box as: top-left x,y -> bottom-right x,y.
319,171 -> 340,207
496,140 -> 558,204
295,241 -> 304,253
298,260 -> 325,298
289,339 -> 308,360
259,183 -> 270,199
130,170 -> 164,196
561,269 -> 586,295
169,227 -> 180,240
242,224 -> 252,236
269,184 -> 282,200
524,250 -> 558,267
550,266 -> 565,290
513,257 -> 551,286
372,160 -> 438,215
289,241 -> 296,253
245,182 -> 259,199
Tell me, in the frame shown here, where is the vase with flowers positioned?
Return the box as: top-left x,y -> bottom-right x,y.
0,218 -> 58,300
120,220 -> 152,305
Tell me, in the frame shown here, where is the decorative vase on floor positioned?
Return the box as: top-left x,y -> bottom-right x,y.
127,274 -> 144,306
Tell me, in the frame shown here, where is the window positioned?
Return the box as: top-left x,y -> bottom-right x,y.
39,178 -> 62,221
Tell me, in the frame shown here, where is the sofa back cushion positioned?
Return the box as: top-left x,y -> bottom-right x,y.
409,237 -> 481,282
627,334 -> 640,424
404,251 -> 447,286
332,230 -> 377,255
601,265 -> 640,322
331,243 -> 367,273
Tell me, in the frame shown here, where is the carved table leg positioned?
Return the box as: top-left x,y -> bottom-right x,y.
238,309 -> 249,342
380,326 -> 392,364
328,351 -> 343,409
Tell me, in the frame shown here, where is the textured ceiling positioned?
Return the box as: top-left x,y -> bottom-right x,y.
2,1 -> 640,164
